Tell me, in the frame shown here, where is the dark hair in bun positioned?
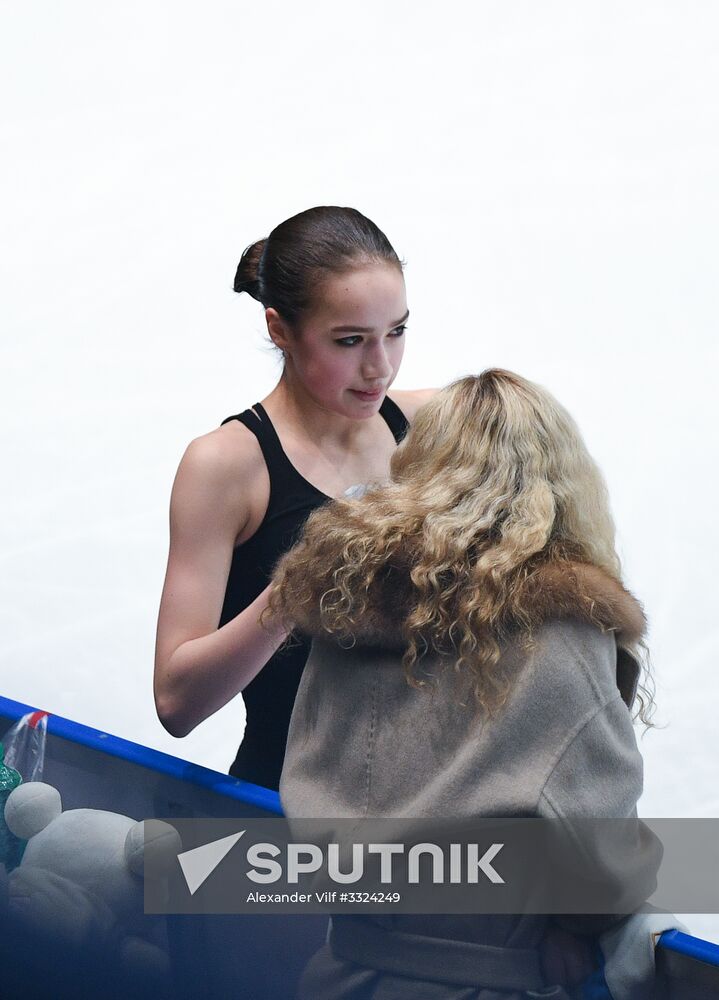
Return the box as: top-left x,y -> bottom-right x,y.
233,206 -> 403,328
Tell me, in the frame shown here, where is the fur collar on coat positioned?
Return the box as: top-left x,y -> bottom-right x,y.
279,560 -> 647,711
282,560 -> 646,655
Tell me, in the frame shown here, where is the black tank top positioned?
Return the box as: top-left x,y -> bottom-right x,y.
219,397 -> 409,790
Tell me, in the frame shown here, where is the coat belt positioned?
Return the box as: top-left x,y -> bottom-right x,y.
329,916 -> 547,992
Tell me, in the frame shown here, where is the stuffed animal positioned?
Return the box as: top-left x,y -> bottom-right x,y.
0,781 -> 181,998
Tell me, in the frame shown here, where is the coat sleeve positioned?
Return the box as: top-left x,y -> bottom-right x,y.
537,695 -> 659,937
540,694 -> 644,820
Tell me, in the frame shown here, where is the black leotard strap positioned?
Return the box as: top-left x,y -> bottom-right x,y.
221,402 -> 304,492
246,401 -> 289,467
379,395 -> 410,443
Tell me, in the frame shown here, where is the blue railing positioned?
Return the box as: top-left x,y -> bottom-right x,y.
0,692 -> 282,815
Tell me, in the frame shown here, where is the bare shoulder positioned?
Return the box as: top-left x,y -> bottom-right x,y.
170,421 -> 268,541
387,387 -> 441,424
177,421 -> 264,488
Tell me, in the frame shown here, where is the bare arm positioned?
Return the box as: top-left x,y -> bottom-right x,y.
153,432 -> 290,738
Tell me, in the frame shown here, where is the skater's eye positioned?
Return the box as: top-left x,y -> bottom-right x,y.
335,326 -> 407,347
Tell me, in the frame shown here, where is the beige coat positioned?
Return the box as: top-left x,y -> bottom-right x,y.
279,564 -> 649,999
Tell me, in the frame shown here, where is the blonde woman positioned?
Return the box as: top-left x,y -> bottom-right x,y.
270,369 -> 662,999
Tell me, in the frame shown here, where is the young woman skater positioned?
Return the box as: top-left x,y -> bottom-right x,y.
271,369 -> 663,999
153,206 -> 436,791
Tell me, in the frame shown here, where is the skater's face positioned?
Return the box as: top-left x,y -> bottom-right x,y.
267,263 -> 408,418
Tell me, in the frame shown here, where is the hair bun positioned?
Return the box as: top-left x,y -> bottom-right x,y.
232,208 -> 402,325
233,238 -> 266,301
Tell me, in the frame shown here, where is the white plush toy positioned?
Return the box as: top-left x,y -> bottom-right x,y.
0,781 -> 181,995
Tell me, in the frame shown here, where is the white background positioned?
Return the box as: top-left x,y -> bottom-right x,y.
2,1 -> 718,935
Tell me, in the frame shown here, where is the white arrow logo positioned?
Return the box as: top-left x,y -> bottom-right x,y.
177,830 -> 246,895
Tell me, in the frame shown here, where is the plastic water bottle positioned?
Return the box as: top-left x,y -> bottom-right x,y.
0,740 -> 24,870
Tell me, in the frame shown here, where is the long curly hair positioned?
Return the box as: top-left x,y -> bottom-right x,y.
269,369 -> 654,722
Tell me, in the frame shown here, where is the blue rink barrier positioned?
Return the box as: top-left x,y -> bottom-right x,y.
656,930 -> 719,999
0,695 -> 326,1000
2,695 -> 719,1000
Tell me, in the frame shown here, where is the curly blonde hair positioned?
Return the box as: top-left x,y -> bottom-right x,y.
269,369 -> 653,722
